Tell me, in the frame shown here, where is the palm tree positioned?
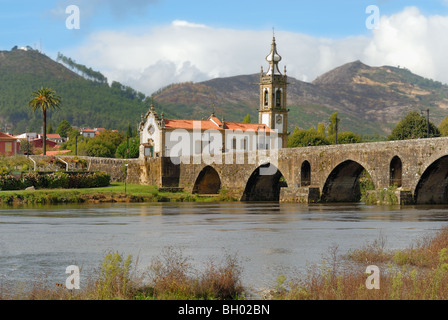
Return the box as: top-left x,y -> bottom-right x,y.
29,87 -> 62,155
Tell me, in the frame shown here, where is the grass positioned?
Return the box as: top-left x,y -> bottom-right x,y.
269,225 -> 448,300
0,183 -> 237,206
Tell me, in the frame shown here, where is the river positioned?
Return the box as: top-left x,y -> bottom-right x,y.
1,201 -> 447,296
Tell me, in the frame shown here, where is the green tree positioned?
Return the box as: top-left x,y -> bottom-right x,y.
242,114 -> 251,124
28,87 -> 62,155
389,111 -> 440,140
47,123 -> 54,134
317,122 -> 326,137
287,127 -> 330,148
328,112 -> 340,137
86,139 -> 115,158
56,120 -> 72,138
116,137 -> 140,159
126,124 -> 133,138
328,132 -> 361,144
439,115 -> 448,136
95,130 -> 125,149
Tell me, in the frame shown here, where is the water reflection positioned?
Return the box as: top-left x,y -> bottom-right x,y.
0,201 -> 448,293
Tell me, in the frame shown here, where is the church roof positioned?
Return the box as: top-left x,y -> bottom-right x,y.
163,117 -> 272,132
163,119 -> 222,130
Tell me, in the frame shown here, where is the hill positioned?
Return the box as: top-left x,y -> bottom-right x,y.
2,48 -> 448,138
152,60 -> 448,137
0,49 -> 170,134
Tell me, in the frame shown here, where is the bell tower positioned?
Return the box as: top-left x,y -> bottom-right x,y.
258,36 -> 289,148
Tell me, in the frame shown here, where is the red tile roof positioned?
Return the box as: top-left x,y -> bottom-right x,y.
163,118 -> 272,132
0,132 -> 17,140
224,122 -> 272,132
163,119 -> 223,130
46,134 -> 62,139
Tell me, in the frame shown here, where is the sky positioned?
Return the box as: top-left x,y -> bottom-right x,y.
2,0 -> 448,95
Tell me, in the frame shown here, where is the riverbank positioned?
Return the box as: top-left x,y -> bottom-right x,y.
0,183 -> 239,206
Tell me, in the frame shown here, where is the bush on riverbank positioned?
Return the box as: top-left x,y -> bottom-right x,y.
269,226 -> 448,300
1,248 -> 245,300
0,171 -> 110,191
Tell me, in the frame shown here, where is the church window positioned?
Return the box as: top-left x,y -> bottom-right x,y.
276,89 -> 281,107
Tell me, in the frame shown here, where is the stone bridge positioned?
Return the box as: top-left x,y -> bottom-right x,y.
138,137 -> 448,205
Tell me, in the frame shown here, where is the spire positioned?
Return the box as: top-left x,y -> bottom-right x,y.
265,36 -> 282,76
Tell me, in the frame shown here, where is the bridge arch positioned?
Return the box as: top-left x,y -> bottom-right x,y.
390,156 -> 403,187
414,155 -> 448,204
241,163 -> 288,201
192,165 -> 221,194
321,160 -> 374,203
301,160 -> 311,187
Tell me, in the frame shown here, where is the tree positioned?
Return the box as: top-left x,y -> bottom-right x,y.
47,123 -> 54,134
328,113 -> 340,136
126,124 -> 133,138
28,87 -> 61,155
56,120 -> 72,138
287,127 -> 329,148
116,137 -> 140,159
389,111 -> 440,141
242,114 -> 251,124
328,132 -> 361,144
439,115 -> 448,136
86,139 -> 115,158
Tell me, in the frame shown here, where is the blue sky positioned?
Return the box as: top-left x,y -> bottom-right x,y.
2,1 -> 448,94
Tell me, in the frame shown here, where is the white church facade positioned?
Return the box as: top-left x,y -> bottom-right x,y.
139,37 -> 289,160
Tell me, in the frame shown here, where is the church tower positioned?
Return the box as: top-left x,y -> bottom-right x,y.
258,36 -> 289,148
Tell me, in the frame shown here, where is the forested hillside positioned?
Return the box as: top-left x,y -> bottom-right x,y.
0,49 -> 178,134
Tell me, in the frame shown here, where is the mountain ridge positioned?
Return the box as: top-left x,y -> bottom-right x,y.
1,48 -> 447,137
152,60 -> 448,136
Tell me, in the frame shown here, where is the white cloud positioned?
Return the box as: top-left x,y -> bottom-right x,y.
67,7 -> 448,96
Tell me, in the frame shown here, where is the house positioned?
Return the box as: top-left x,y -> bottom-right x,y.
0,132 -> 20,156
31,138 -> 58,149
80,128 -> 96,138
80,128 -> 108,138
46,133 -> 65,144
14,133 -> 39,140
139,37 -> 289,159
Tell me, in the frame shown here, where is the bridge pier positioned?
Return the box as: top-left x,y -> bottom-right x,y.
279,187 -> 320,203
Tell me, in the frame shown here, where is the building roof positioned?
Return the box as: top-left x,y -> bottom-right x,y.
163,117 -> 272,132
224,122 -> 272,132
0,132 -> 17,140
46,134 -> 62,139
163,119 -> 223,130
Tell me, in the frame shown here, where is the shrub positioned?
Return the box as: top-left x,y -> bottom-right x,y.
0,171 -> 111,190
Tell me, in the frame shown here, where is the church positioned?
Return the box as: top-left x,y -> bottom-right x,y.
139,36 -> 289,160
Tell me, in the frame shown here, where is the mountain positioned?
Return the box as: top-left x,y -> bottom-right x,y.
152,60 -> 448,137
0,49 -> 165,134
2,48 -> 447,138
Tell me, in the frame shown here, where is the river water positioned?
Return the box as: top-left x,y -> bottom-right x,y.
1,201 -> 448,296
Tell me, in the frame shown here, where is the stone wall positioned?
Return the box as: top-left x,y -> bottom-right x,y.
29,155 -> 140,183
